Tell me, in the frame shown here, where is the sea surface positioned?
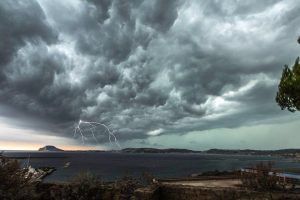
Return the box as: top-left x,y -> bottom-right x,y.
3,151 -> 300,182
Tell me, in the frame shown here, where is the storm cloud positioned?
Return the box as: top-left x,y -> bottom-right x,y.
0,0 -> 300,145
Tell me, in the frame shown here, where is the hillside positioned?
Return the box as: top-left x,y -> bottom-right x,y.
38,145 -> 64,152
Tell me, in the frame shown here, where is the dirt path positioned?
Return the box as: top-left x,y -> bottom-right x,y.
162,179 -> 241,188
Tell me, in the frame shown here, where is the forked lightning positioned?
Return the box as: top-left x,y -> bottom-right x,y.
74,120 -> 121,149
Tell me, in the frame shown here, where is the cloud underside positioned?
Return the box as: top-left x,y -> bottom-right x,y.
0,0 -> 300,144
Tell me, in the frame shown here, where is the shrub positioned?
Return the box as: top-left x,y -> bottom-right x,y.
0,155 -> 37,200
43,172 -> 104,200
114,176 -> 141,200
240,162 -> 279,191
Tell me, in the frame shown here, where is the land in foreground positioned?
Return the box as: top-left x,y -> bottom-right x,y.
3,151 -> 300,199
4,150 -> 300,183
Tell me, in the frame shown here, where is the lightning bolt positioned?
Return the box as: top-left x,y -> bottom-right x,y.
74,120 -> 121,149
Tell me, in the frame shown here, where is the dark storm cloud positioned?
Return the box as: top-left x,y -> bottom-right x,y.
139,0 -> 181,32
0,0 -> 300,144
0,0 -> 57,83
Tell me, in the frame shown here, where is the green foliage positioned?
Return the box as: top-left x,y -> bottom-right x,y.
276,56 -> 300,112
0,156 -> 37,200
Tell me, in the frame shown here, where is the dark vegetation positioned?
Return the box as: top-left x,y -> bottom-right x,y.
0,154 -> 143,200
240,162 -> 279,191
38,172 -> 105,200
199,170 -> 236,177
0,155 -> 37,200
276,36 -> 300,112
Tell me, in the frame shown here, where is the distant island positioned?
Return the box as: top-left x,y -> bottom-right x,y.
205,148 -> 300,157
120,148 -> 300,158
38,145 -> 64,152
35,146 -> 300,158
121,148 -> 201,153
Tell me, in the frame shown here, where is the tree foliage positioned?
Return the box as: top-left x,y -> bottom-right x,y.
276,56 -> 300,112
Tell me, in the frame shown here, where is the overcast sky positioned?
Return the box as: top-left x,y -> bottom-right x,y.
0,0 -> 300,150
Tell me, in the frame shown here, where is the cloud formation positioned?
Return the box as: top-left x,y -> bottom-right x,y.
0,0 -> 300,145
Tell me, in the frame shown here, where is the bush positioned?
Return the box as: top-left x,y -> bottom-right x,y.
42,172 -> 104,200
41,173 -> 142,200
0,153 -> 144,200
0,155 -> 38,200
240,162 -> 280,191
114,176 -> 141,200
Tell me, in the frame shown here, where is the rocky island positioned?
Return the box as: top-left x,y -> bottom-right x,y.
38,145 -> 64,152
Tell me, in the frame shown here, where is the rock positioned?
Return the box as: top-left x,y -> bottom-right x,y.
38,145 -> 63,152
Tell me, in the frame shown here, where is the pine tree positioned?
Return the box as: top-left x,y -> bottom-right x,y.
276,56 -> 300,112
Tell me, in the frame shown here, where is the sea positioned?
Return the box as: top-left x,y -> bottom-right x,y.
3,151 -> 300,183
